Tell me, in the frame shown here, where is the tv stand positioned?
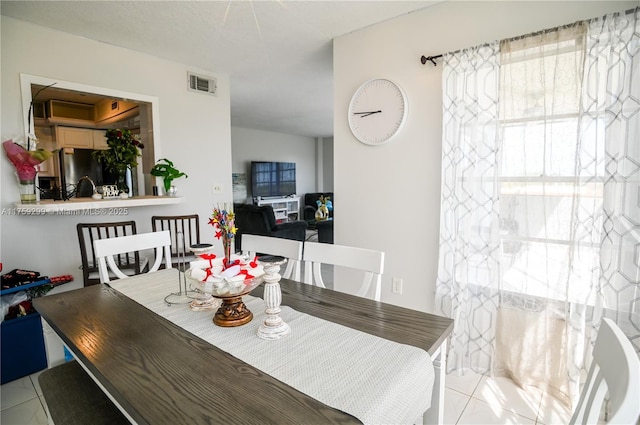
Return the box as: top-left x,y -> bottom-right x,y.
256,196 -> 300,223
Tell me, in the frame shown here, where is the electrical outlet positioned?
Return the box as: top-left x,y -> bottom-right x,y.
392,277 -> 403,295
212,183 -> 223,194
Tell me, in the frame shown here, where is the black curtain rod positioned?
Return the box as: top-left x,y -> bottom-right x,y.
420,6 -> 637,68
420,54 -> 442,66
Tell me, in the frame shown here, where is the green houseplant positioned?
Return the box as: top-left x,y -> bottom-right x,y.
93,129 -> 143,172
150,158 -> 188,195
93,129 -> 143,196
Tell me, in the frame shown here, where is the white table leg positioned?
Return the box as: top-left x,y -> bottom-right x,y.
422,341 -> 447,424
41,318 -> 67,368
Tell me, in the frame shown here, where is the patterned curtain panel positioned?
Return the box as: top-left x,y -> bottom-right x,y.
436,42 -> 501,374
583,7 -> 640,353
436,7 -> 639,409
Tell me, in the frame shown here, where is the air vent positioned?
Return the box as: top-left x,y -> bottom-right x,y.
111,100 -> 119,111
188,72 -> 217,96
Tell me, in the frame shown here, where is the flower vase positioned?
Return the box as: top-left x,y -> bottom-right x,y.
116,168 -> 129,198
19,178 -> 36,204
223,236 -> 233,263
315,204 -> 328,221
166,186 -> 177,197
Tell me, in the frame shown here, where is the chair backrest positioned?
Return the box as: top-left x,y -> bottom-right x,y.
569,318 -> 640,425
151,215 -> 200,259
302,241 -> 384,301
77,221 -> 139,287
241,234 -> 303,281
94,231 -> 172,283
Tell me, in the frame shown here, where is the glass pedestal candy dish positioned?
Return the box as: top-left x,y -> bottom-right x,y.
186,263 -> 264,327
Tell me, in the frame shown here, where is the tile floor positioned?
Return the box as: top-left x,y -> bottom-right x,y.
443,372 -> 572,425
1,369 -> 572,425
1,370 -> 48,425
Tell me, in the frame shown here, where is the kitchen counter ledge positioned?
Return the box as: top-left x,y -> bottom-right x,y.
12,196 -> 184,215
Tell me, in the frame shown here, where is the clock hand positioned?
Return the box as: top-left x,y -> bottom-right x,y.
353,110 -> 382,117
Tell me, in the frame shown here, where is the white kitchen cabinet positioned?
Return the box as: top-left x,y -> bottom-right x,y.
55,127 -> 108,149
92,130 -> 108,149
55,126 -> 93,149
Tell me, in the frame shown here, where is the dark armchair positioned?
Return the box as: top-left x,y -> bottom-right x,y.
303,192 -> 334,225
316,220 -> 334,244
233,203 -> 308,252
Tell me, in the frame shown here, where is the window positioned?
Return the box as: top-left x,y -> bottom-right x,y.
497,25 -> 602,303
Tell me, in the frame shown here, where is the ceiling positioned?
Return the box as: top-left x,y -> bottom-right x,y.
2,1 -> 439,138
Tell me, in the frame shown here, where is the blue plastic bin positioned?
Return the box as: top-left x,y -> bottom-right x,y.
1,312 -> 47,384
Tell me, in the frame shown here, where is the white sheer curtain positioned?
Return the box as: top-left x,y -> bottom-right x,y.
496,22 -> 591,406
436,41 -> 501,374
436,7 -> 639,408
583,7 -> 640,354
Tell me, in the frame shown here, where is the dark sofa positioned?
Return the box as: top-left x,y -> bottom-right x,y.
233,203 -> 308,251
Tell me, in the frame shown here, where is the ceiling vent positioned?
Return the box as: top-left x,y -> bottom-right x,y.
188,72 -> 217,96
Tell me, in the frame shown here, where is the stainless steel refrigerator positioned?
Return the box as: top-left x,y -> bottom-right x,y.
59,149 -> 136,199
59,149 -> 104,198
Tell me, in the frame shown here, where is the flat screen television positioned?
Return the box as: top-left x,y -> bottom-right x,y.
251,161 -> 296,198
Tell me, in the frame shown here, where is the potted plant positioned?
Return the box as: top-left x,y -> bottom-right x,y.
150,158 -> 188,196
93,128 -> 144,197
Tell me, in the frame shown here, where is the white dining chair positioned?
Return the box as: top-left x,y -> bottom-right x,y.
302,241 -> 385,301
240,234 -> 303,281
569,318 -> 640,425
94,230 -> 172,283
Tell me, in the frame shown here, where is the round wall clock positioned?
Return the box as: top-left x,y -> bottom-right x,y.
348,78 -> 408,146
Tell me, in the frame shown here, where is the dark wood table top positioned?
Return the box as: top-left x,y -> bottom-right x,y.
255,278 -> 454,357
34,276 -> 453,425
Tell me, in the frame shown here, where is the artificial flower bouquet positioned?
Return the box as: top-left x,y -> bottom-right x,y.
3,139 -> 56,181
209,205 -> 237,259
186,205 -> 264,296
3,82 -> 58,181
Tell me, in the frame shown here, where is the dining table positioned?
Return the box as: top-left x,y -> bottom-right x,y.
33,268 -> 453,424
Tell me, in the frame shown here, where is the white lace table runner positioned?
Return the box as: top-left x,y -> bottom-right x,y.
110,269 -> 434,424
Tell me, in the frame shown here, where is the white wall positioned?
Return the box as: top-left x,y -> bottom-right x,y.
231,126 -> 317,202
333,1 -> 637,312
1,17 -> 232,290
322,137 -> 334,191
